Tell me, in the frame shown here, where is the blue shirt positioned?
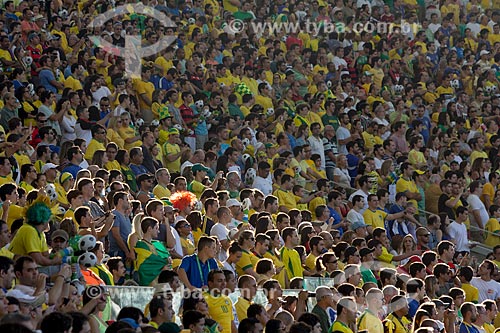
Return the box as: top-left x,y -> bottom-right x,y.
39,69 -> 57,94
408,298 -> 419,318
459,322 -> 480,333
130,164 -> 149,177
328,206 -> 344,235
179,254 -> 218,288
62,163 -> 83,179
109,210 -> 132,255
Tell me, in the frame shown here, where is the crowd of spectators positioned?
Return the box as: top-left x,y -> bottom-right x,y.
0,0 -> 499,333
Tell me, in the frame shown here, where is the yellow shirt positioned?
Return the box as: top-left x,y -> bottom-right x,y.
470,150 -> 488,165
363,209 -> 387,230
153,184 -> 171,200
485,217 -> 500,248
135,79 -> 155,111
106,128 -> 125,150
0,246 -> 14,259
274,189 -> 297,211
408,149 -> 426,167
64,75 -> 83,91
236,249 -> 258,276
85,138 -> 106,161
118,127 -> 142,151
0,175 -> 14,186
357,310 -> 383,333
9,224 -> 49,256
235,296 -> 251,321
385,313 -> 412,333
377,246 -> 395,268
104,160 -> 121,171
305,253 -> 317,272
330,321 -> 354,333
396,177 -> 419,209
462,282 -> 479,303
204,292 -> 234,333
280,246 -> 303,278
308,197 -> 326,220
163,142 -> 181,173
7,204 -> 24,229
263,250 -> 287,288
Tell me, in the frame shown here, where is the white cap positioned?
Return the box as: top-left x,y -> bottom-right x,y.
226,199 -> 242,207
480,50 -> 490,56
41,163 -> 58,174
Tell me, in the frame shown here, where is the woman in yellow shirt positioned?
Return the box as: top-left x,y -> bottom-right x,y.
264,229 -> 288,288
106,117 -> 125,149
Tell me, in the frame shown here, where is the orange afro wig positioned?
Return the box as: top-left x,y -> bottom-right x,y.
169,191 -> 197,212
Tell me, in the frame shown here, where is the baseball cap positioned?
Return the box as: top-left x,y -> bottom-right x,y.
351,220 -> 368,231
408,255 -> 422,263
51,229 -> 69,242
226,198 -> 242,207
480,50 -> 490,56
359,247 -> 375,258
49,34 -> 61,41
168,128 -> 179,135
344,246 -> 359,259
414,170 -> 426,175
34,14 -> 45,20
136,173 -> 154,184
41,163 -> 58,174
192,163 -> 210,174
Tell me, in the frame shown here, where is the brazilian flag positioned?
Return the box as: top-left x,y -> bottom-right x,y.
134,240 -> 171,286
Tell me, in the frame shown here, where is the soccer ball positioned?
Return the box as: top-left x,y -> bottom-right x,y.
492,86 -> 498,93
193,200 -> 202,211
245,168 -> 256,185
450,80 -> 460,89
151,119 -> 159,126
57,206 -> 66,215
135,118 -> 144,127
242,153 -> 252,165
242,138 -> 250,147
195,100 -> 204,109
24,56 -> 33,66
45,184 -> 57,201
78,234 -> 97,252
266,108 -> 275,117
27,83 -> 35,96
394,85 -> 404,94
188,17 -> 195,25
327,80 -> 332,88
78,252 -> 97,268
174,124 -> 183,131
202,109 -> 211,118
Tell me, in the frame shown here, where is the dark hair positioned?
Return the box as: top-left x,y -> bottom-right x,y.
182,310 -> 205,330
41,312 -> 73,333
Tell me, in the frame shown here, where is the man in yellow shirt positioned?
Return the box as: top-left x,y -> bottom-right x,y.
64,64 -> 83,91
384,295 -> 412,333
396,162 -> 422,209
363,194 -> 406,235
0,157 -> 14,186
331,296 -> 357,333
163,129 -> 190,174
280,227 -> 303,279
235,275 -> 257,321
153,168 -> 171,200
85,124 -> 107,162
205,270 -> 236,333
357,288 -> 384,333
305,236 -> 325,271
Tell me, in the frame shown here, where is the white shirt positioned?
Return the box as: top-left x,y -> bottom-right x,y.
467,194 -> 489,228
446,221 -> 469,252
470,277 -> 500,302
349,190 -> 369,213
308,135 -> 326,169
252,175 -> 273,196
336,126 -> 351,154
211,223 -> 230,262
